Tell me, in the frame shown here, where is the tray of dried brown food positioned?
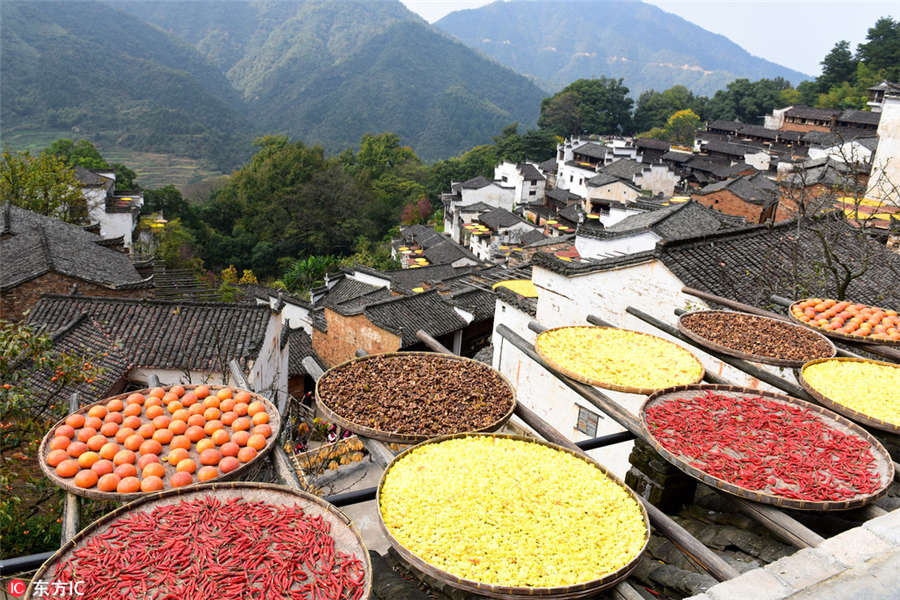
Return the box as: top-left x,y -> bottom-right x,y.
315,352 -> 516,444
677,310 -> 836,367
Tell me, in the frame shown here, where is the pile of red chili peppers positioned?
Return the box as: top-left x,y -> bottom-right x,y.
51,496 -> 366,600
645,390 -> 881,501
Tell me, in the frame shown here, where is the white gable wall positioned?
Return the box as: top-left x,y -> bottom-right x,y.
633,164 -> 679,197
491,259 -> 799,477
575,231 -> 660,259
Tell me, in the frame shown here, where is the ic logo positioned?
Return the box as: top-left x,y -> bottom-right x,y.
7,578 -> 26,597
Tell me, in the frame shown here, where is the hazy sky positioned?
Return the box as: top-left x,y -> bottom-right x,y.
400,0 -> 897,77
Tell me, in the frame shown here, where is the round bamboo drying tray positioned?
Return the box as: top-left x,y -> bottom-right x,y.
315,352 -> 516,444
788,300 -> 900,346
677,310 -> 836,368
799,357 -> 900,434
535,326 -> 705,394
24,482 -> 372,600
376,432 -> 650,599
640,384 -> 894,511
38,385 -> 281,501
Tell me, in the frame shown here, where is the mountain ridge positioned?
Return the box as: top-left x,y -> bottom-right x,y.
435,0 -> 809,95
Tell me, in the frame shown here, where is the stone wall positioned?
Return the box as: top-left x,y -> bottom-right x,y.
1,272 -> 150,321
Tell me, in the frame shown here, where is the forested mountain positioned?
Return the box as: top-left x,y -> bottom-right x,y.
435,0 -> 808,96
2,0 -> 545,166
1,0 -> 255,169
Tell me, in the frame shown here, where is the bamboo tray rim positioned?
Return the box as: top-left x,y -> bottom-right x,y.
24,481 -> 372,600
375,432 -> 650,599
788,300 -> 900,347
640,383 -> 894,511
677,310 -> 836,368
315,352 -> 517,444
38,384 -> 281,501
535,325 -> 705,395
799,357 -> 900,434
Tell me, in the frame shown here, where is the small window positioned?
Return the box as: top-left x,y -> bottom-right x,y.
576,405 -> 599,436
570,175 -> 573,182
529,190 -> 536,196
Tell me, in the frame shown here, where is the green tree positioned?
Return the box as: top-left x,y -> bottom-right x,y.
1,150 -> 87,223
706,78 -> 793,123
856,17 -> 900,80
819,41 -> 858,91
633,86 -> 701,133
1,320 -> 106,557
45,139 -> 106,169
283,255 -> 340,294
539,78 -> 633,136
664,109 -> 701,146
492,124 -> 558,164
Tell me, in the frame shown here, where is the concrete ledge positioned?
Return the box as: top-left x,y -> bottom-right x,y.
703,567 -> 791,600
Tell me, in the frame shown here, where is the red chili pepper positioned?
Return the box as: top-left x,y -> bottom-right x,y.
646,390 -> 881,502
50,496 -> 367,599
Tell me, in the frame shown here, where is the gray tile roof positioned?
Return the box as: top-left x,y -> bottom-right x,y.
600,158 -> 646,181
461,176 -> 493,189
558,203 -> 585,225
21,313 -> 131,408
579,201 -> 745,242
1,204 -> 149,291
478,207 -> 522,230
288,328 -> 322,377
386,264 -> 479,291
423,239 -> 480,265
658,216 -> 900,309
73,166 -> 112,188
573,142 -> 608,160
707,120 -> 744,133
538,158 -> 558,174
704,140 -> 763,157
546,189 -> 583,205
785,106 -> 840,120
662,151 -> 693,163
737,125 -> 779,140
27,295 -> 272,371
448,289 -> 495,322
695,173 -> 779,207
458,201 -> 495,213
517,228 -> 548,246
399,224 -> 446,249
364,290 -> 468,347
494,286 -> 537,316
323,277 -> 386,308
636,138 -> 671,150
519,163 -> 545,181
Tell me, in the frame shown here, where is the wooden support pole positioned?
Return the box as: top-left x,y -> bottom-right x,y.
306,354 -> 396,468
229,359 -> 304,490
498,323 -> 825,552
622,307 -> 815,401
60,393 -> 81,545
479,326 -> 740,581
415,330 -> 453,354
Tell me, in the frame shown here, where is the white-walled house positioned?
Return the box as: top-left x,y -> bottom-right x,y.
867,91 -> 900,204
494,162 -> 547,206
443,176 -> 516,243
75,167 -> 143,249
583,173 -> 642,209
574,200 -> 745,260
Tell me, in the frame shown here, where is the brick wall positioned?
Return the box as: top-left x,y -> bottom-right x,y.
0,272 -> 150,321
311,308 -> 402,368
693,190 -> 767,223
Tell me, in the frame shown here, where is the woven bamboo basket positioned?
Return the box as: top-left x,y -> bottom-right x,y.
315,352 -> 516,444
640,384 -> 894,511
376,432 -> 650,599
677,310 -> 836,368
788,300 -> 900,346
535,325 -> 705,394
38,385 -> 281,501
24,482 -> 372,600
799,357 -> 900,434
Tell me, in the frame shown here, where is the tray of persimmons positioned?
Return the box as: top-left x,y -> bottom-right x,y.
38,385 -> 280,500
